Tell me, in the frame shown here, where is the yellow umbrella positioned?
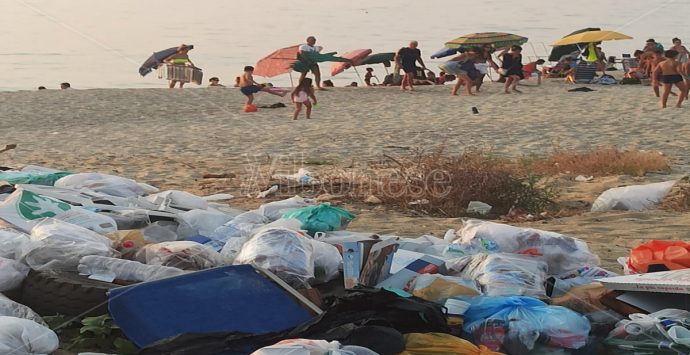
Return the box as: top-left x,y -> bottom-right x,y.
552,30 -> 632,46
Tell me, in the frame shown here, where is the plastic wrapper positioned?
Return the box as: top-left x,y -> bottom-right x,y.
452,253 -> 548,298
400,332 -> 504,355
234,228 -> 315,287
408,274 -> 480,304
219,236 -> 250,262
592,180 -> 676,212
309,239 -> 342,284
463,296 -> 591,353
54,172 -> 158,198
0,257 -> 30,292
252,339 -> 377,355
21,218 -> 116,271
456,219 -> 599,275
0,294 -> 46,326
78,255 -> 186,282
136,241 -> 230,271
0,228 -> 30,260
0,316 -> 59,355
258,196 -> 314,221
605,309 -> 690,353
283,203 -> 355,236
0,170 -> 73,186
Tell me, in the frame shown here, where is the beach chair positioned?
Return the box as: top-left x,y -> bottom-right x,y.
157,64 -> 203,85
622,58 -> 640,73
566,61 -> 597,84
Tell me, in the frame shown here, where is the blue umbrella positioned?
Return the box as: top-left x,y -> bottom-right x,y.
138,46 -> 179,76
430,47 -> 460,59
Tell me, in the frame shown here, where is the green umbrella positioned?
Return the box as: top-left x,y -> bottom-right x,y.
292,51 -> 349,73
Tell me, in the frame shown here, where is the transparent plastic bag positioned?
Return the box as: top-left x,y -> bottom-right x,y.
0,294 -> 46,326
177,209 -> 234,238
463,296 -> 591,353
309,239 -> 342,284
457,219 -> 599,275
234,228 -> 315,287
54,172 -> 158,198
136,241 -> 230,271
78,255 -> 186,282
251,339 -> 341,355
21,218 -> 116,271
145,190 -> 209,210
0,316 -> 59,355
258,196 -> 314,221
0,228 -> 30,260
0,257 -> 30,292
456,253 -> 548,298
606,309 -> 690,352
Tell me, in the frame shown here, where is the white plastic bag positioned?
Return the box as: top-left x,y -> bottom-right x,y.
0,316 -> 59,355
591,180 -> 677,212
258,196 -> 314,221
136,241 -> 230,270
0,188 -> 117,234
145,190 -> 209,210
55,172 -> 158,198
0,294 -> 46,326
456,219 -> 599,275
251,339 -> 341,355
0,257 -> 30,292
78,255 -> 186,282
309,239 -> 342,284
0,229 -> 31,260
21,218 -> 116,271
234,228 -> 315,287
452,253 -> 549,298
177,209 -> 234,237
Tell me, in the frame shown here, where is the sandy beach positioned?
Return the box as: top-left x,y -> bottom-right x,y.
2,79 -> 690,271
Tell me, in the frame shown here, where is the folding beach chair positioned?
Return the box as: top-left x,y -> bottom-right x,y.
566,61 -> 597,84
622,58 -> 640,73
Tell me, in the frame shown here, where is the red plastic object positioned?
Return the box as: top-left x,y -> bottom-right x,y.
629,240 -> 690,273
243,104 -> 258,112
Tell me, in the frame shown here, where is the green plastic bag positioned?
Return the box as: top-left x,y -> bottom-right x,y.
0,171 -> 74,186
283,203 -> 355,236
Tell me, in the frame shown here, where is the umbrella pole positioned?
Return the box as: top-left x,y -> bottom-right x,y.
353,66 -> 364,86
384,66 -> 389,75
290,72 -> 294,87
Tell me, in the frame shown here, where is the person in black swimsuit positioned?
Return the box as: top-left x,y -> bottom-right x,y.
653,50 -> 688,108
498,45 -> 524,94
395,41 -> 427,92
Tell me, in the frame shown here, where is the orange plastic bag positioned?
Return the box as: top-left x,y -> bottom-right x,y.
629,240 -> 690,273
398,333 -> 504,355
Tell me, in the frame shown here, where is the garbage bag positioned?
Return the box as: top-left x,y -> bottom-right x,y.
0,228 -> 31,260
605,309 -> 690,352
234,228 -> 315,287
0,170 -> 73,186
456,219 -> 599,275
408,274 -> 480,304
259,196 -> 314,221
55,172 -> 158,198
0,316 -> 59,355
0,257 -> 30,292
449,253 -> 548,298
283,203 -> 355,236
399,332 -> 504,355
219,236 -> 250,262
21,218 -> 116,271
146,190 -> 209,210
0,294 -> 46,326
251,339 -> 341,355
0,188 -> 118,234
309,239 -> 342,284
464,296 -> 591,353
136,241 -> 230,271
78,255 -> 186,282
177,209 -> 234,238
591,180 -> 677,212
627,240 -> 690,273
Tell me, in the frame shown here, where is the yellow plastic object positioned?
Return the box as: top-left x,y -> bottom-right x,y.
411,277 -> 479,303
399,333 -> 505,355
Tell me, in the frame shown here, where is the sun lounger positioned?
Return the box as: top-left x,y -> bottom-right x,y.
566,61 -> 597,84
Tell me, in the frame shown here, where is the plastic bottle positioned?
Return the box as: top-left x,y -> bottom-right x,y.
77,255 -> 185,282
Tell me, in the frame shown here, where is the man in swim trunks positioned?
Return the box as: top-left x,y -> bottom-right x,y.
239,66 -> 288,107
649,48 -> 667,98
298,36 -> 325,90
653,50 -> 688,108
395,40 -> 426,92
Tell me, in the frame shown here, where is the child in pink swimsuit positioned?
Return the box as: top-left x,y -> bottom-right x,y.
291,77 -> 317,120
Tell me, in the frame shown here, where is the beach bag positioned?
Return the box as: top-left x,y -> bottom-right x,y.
620,77 -> 641,85
598,74 -> 617,85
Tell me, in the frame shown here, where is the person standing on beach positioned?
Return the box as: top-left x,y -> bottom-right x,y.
653,50 -> 688,108
670,38 -> 690,63
298,36 -> 324,90
239,66 -> 288,107
164,44 -> 194,88
395,41 -> 426,92
498,45 -> 524,94
649,48 -> 667,97
644,39 -> 664,53
292,77 -> 317,120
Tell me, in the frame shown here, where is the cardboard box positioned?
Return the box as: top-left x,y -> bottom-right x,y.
598,269 -> 690,294
342,239 -> 399,289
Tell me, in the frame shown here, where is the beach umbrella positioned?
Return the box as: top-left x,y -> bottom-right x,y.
358,52 -> 395,74
549,28 -> 600,61
430,47 -> 460,59
139,46 -> 179,76
253,45 -> 300,78
291,52 -> 349,74
552,30 -> 633,46
445,32 -> 528,49
330,48 -> 373,77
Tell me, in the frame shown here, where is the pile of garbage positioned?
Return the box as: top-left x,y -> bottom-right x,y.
1,166 -> 690,355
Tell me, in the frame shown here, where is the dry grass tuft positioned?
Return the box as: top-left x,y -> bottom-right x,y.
524,148 -> 670,177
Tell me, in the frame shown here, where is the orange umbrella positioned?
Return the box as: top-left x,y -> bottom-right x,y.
254,45 -> 300,77
330,48 -> 373,76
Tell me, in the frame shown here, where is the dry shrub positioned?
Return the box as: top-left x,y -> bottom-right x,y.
661,176 -> 690,212
526,148 -> 670,177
